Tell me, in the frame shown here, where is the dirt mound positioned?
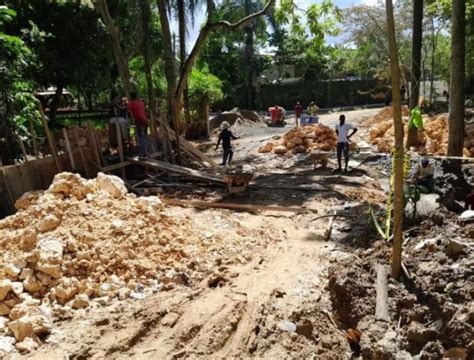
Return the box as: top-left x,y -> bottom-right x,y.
209,109 -> 261,131
328,211 -> 474,358
0,172 -> 263,355
258,124 -> 340,155
366,108 -> 474,156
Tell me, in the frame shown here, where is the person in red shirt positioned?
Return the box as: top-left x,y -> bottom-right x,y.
270,105 -> 280,125
294,101 -> 302,127
128,92 -> 149,160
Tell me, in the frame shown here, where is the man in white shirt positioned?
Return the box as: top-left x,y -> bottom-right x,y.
335,114 -> 358,172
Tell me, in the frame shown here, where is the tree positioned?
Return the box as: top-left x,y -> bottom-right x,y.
138,0 -> 157,137
385,0 -> 404,279
157,0 -> 274,163
94,0 -> 132,97
447,0 -> 465,170
409,0 -> 423,109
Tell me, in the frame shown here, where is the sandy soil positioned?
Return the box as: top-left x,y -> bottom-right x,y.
6,107 -> 470,359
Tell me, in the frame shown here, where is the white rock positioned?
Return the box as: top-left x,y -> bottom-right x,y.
36,237 -> 63,259
11,282 -> 23,296
38,214 -> 61,232
19,268 -> 33,281
23,274 -> 43,293
111,219 -> 124,232
15,336 -> 38,353
0,317 -> 9,333
4,261 -> 25,279
130,292 -> 146,300
96,173 -> 127,198
71,294 -> 89,309
0,335 -> 16,353
0,280 -> 12,301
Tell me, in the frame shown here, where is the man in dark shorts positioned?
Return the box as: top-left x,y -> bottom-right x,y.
215,121 -> 239,166
335,114 -> 357,172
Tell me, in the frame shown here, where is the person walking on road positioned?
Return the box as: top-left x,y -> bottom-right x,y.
294,101 -> 303,127
335,114 -> 358,173
215,121 -> 239,166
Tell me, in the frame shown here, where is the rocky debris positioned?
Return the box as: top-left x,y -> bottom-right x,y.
258,124 -> 346,155
0,280 -> 12,301
0,335 -> 16,354
366,107 -> 474,156
328,210 -> 474,358
209,109 -> 261,131
0,172 -> 266,354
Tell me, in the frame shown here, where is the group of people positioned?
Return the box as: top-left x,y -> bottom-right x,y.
294,101 -> 319,126
110,92 -> 149,160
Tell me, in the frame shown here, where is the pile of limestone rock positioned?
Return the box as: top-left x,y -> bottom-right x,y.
0,172 -> 261,354
366,107 -> 474,157
258,124 -> 338,155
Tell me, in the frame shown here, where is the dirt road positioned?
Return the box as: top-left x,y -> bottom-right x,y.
10,108 -> 387,359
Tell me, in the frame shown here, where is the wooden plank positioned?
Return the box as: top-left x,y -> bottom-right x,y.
39,103 -> 62,172
115,119 -> 126,179
71,127 -> 90,177
94,161 -> 132,173
130,158 -> 224,184
162,198 -> 317,214
87,121 -> 102,166
157,118 -> 217,167
0,169 -> 15,213
62,128 -> 76,170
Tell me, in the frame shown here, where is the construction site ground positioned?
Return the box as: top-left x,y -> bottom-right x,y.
3,108 -> 472,359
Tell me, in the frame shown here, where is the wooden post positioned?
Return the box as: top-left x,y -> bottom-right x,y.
87,120 -> 102,167
38,103 -> 62,172
205,103 -> 210,139
115,119 -> 126,179
0,169 -> 15,213
160,100 -> 173,163
28,117 -> 39,159
62,128 -> 76,170
375,264 -> 390,322
72,126 -> 90,177
385,0 -> 405,279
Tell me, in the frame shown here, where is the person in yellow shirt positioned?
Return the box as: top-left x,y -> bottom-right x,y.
307,101 -> 319,116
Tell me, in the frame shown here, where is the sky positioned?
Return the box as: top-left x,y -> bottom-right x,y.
170,0 -> 383,50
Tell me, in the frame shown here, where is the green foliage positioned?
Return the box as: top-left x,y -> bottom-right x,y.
188,67 -> 223,107
129,56 -> 167,99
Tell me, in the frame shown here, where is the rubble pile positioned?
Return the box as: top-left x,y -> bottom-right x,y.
258,124 -> 338,155
0,172 -> 262,354
366,108 -> 474,156
328,211 -> 474,358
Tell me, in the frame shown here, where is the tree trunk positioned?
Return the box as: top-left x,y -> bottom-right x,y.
138,0 -> 158,139
244,0 -> 254,109
407,0 -> 423,146
177,0 -> 192,127
385,0 -> 404,279
94,0 -> 132,97
157,0 -> 182,164
429,17 -> 436,105
447,0 -> 465,171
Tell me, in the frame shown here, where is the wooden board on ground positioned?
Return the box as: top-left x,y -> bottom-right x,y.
157,119 -> 217,167
163,198 -> 318,214
130,158 -> 224,184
